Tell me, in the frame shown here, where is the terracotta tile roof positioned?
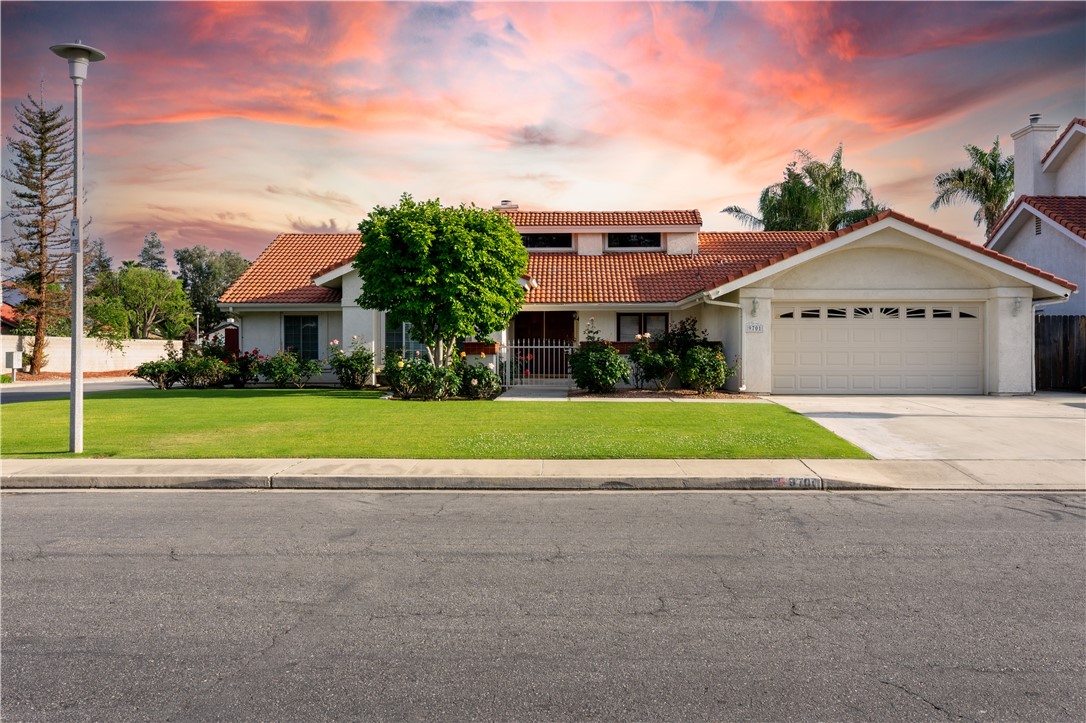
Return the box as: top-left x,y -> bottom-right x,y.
219,234 -> 361,304
225,210 -> 1076,306
989,196 -> 1086,245
499,209 -> 702,227
1,301 -> 24,327
1041,117 -> 1086,164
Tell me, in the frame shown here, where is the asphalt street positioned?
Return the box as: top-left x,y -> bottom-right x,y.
3,490 -> 1083,722
0,376 -> 148,403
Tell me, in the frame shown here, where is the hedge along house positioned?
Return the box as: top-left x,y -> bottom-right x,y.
219,206 -> 1076,394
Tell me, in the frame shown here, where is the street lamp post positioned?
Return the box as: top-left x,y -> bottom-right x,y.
195,312 -> 202,345
51,42 -> 106,454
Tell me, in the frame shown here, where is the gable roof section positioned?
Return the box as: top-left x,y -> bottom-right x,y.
1041,117 -> 1085,166
219,233 -> 361,304
700,210 -> 1076,296
499,209 -> 701,228
987,195 -> 1086,249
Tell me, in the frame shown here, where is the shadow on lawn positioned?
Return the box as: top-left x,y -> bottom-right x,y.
92,388 -> 387,401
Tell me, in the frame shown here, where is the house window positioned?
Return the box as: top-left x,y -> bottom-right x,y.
617,313 -> 668,341
284,315 -> 319,361
384,317 -> 428,358
521,233 -> 573,249
607,232 -> 661,249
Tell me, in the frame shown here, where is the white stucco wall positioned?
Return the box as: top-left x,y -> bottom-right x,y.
997,221 -> 1084,316
1051,132 -> 1085,196
1,336 -> 174,373
234,308 -> 339,384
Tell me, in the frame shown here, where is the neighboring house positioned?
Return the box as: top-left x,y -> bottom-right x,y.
987,116 -> 1086,315
1,302 -> 25,334
220,207 -> 1075,395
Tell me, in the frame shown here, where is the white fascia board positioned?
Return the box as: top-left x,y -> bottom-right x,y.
521,302 -> 679,312
517,224 -> 701,234
311,263 -> 356,288
216,303 -> 343,313
1041,124 -> 1085,172
703,215 -> 1074,301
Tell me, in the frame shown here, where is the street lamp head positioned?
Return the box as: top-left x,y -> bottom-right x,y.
50,43 -> 106,82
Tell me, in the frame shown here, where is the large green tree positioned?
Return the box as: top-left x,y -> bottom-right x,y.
355,194 -> 529,367
173,245 -> 250,326
2,94 -> 73,373
88,265 -> 193,340
723,144 -> 885,231
930,138 -> 1014,237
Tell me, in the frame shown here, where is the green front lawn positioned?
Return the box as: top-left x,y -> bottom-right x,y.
0,389 -> 870,459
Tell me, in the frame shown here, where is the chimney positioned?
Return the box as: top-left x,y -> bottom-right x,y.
1011,113 -> 1060,197
493,200 -> 519,211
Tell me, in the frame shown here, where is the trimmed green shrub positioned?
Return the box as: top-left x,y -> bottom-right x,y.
384,351 -> 460,400
679,345 -> 736,394
176,354 -> 228,389
259,351 -> 323,389
328,336 -> 375,389
569,321 -> 630,394
132,358 -> 181,390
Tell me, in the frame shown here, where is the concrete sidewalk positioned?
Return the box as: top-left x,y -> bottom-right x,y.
3,457 -> 1083,491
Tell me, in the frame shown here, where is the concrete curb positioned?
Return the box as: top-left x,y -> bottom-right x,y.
3,458 -> 1082,492
2,475 -> 832,491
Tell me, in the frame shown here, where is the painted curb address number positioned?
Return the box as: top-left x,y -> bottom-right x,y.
772,477 -> 820,489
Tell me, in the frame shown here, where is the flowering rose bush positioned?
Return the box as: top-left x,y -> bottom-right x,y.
459,362 -> 503,400
328,336 -> 375,389
628,332 -> 680,391
224,349 -> 261,388
383,351 -> 459,400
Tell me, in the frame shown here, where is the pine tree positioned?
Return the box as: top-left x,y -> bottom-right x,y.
85,237 -> 113,291
138,232 -> 167,272
2,93 -> 74,374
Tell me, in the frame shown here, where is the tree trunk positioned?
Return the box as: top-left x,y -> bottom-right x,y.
30,315 -> 47,374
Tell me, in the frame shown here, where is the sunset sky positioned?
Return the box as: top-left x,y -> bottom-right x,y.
2,1 -> 1084,265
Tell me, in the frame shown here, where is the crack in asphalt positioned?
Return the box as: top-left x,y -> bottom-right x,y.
879,678 -> 973,722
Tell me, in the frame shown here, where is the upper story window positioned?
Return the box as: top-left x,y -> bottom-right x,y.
521,233 -> 573,249
607,232 -> 661,249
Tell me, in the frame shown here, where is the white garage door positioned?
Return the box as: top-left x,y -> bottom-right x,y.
772,303 -> 984,394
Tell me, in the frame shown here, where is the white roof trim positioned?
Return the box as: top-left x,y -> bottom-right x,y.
987,203 -> 1086,253
312,262 -> 355,287
705,215 -> 1073,301
1041,123 -> 1085,172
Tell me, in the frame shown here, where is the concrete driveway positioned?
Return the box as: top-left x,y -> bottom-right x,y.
772,393 -> 1086,461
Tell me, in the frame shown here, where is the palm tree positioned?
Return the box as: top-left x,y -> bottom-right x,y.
723,144 -> 884,232
930,138 -> 1014,237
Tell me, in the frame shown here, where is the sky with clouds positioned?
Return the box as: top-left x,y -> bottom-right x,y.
2,1 -> 1084,264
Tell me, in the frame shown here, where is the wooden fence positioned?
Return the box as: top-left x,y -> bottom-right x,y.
1035,315 -> 1086,391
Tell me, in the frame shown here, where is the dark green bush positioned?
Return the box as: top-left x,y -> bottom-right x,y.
176,354 -> 228,389
259,351 -> 323,389
132,345 -> 182,390
384,352 -> 460,400
679,345 -> 736,394
569,321 -> 630,394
